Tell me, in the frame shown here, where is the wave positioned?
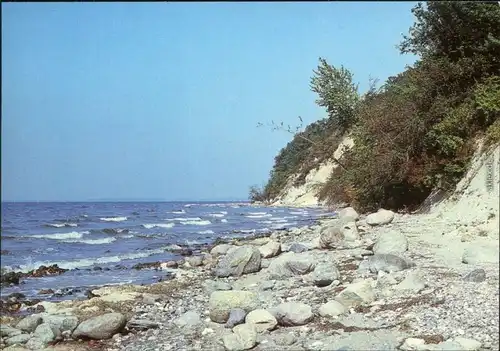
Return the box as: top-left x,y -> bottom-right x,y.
30,231 -> 89,240
170,209 -> 186,214
100,216 -> 128,222
44,223 -> 78,228
198,230 -> 214,235
180,220 -> 211,226
6,246 -> 171,273
246,214 -> 272,219
271,222 -> 297,229
248,212 -> 267,215
98,228 -> 130,235
166,217 -> 202,222
142,223 -> 175,229
207,213 -> 225,218
290,211 -> 308,215
221,219 -> 228,223
62,237 -> 117,245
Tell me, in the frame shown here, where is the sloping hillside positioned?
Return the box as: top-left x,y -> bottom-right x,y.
271,136 -> 353,207
252,2 -> 500,213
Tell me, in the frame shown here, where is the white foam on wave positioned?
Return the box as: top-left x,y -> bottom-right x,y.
207,213 -> 225,218
30,231 -> 89,240
100,216 -> 128,222
7,246 -> 170,273
170,209 -> 186,214
271,222 -> 297,229
45,223 -> 78,228
290,211 -> 308,216
63,237 -> 117,245
166,217 -> 202,222
181,220 -> 211,226
221,219 -> 228,223
249,212 -> 267,215
198,230 -> 214,235
142,223 -> 175,229
246,214 -> 272,219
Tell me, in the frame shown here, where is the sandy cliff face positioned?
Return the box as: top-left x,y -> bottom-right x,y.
428,141 -> 500,236
271,137 -> 354,207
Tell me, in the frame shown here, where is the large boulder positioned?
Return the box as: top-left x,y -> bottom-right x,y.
222,324 -> 257,351
312,262 -> 340,287
318,301 -> 347,318
272,302 -> 313,326
366,209 -> 395,226
214,246 -> 261,278
245,309 -> 277,333
319,224 -> 345,249
373,230 -> 408,255
72,313 -> 127,340
338,207 -> 359,223
335,279 -> 375,308
16,314 -> 43,333
358,254 -> 415,273
42,314 -> 79,335
258,241 -> 281,258
267,253 -> 315,280
209,290 -> 260,324
210,244 -> 234,256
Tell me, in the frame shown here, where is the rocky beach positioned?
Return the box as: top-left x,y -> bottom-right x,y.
1,200 -> 498,351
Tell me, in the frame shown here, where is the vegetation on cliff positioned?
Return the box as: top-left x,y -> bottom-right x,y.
251,2 -> 500,211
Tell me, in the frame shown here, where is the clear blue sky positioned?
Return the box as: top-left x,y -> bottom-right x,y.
1,2 -> 417,202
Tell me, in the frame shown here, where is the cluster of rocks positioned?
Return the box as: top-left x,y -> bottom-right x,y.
2,206 -> 498,351
1,265 -> 67,288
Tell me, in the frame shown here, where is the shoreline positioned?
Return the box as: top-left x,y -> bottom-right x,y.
1,207 -> 498,351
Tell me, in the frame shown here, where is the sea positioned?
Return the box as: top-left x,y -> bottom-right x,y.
1,201 -> 334,301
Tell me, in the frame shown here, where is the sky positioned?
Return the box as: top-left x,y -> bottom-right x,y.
1,2 -> 418,202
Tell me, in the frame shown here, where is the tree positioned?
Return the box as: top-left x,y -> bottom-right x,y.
400,2 -> 500,68
248,185 -> 267,203
310,58 -> 360,131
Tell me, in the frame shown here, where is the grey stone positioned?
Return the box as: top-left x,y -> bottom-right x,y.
319,224 -> 345,249
215,246 -> 261,278
463,268 -> 486,282
259,241 -> 282,258
373,230 -> 408,255
319,301 -> 347,317
267,253 -> 315,280
312,262 -> 340,287
358,254 -> 415,273
366,209 -> 395,226
223,324 -> 257,351
16,314 -> 43,333
42,314 -> 79,335
245,309 -> 277,333
260,280 -> 275,291
210,244 -> 234,256
185,256 -> 204,267
0,325 -> 22,338
338,207 -> 359,223
288,243 -> 309,253
174,311 -> 201,328
226,308 -> 247,328
335,280 -> 375,307
272,302 -> 313,326
203,280 -> 233,294
209,290 -> 259,324
72,313 -> 127,340
33,323 -> 55,345
5,333 -> 30,346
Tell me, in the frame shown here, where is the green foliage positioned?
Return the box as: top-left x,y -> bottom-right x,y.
248,185 -> 267,203
261,2 -> 500,211
310,58 -> 361,132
